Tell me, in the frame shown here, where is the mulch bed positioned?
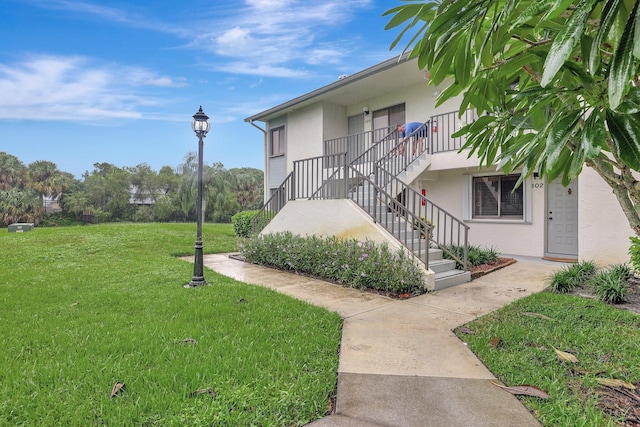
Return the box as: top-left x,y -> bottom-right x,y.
597,384 -> 640,426
469,257 -> 517,280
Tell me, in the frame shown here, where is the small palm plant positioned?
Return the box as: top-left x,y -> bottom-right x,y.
414,216 -> 434,239
590,264 -> 631,304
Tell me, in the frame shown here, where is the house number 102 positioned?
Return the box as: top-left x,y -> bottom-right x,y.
532,183 -> 544,188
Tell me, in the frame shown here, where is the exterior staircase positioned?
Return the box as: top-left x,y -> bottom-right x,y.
253,110 -> 474,290
348,175 -> 470,290
395,152 -> 431,186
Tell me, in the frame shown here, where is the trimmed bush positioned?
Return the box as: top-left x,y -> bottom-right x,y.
240,232 -> 427,296
232,210 -> 259,238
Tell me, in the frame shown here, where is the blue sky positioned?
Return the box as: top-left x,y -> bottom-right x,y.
0,0 -> 406,178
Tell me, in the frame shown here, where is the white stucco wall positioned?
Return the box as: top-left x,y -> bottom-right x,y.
417,162 -> 634,264
345,79 -> 459,128
262,199 -> 403,247
429,149 -> 482,171
287,103 -> 324,168
323,102 -> 347,141
578,168 -> 634,265
465,178 -> 546,257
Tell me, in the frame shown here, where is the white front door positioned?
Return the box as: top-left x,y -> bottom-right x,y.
546,178 -> 578,258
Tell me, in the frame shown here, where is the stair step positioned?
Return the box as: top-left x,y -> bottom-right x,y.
427,258 -> 456,274
402,242 -> 438,254
434,269 -> 471,290
416,247 -> 444,261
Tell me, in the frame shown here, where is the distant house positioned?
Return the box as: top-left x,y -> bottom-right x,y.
245,54 -> 633,290
128,186 -> 154,206
42,195 -> 62,214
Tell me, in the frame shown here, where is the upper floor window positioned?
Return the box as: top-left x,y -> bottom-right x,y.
270,126 -> 285,157
473,174 -> 523,219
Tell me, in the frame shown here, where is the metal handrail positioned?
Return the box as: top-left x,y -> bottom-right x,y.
429,109 -> 479,154
292,153 -> 348,200
345,164 -> 432,268
374,121 -> 430,186
251,171 -> 293,235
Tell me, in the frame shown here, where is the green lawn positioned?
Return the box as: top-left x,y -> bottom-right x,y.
0,223 -> 342,426
456,292 -> 640,426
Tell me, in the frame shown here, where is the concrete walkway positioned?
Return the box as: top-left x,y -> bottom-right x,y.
201,254 -> 561,427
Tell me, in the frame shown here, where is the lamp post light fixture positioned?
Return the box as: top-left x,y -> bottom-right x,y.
186,106 -> 210,288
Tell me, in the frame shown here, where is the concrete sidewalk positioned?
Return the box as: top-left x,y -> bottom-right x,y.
201,254 -> 561,427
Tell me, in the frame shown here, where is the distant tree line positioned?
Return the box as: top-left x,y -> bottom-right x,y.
0,151 -> 263,227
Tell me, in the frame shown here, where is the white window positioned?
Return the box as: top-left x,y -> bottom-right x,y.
270,126 -> 285,157
472,174 -> 523,219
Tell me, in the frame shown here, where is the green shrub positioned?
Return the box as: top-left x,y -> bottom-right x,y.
133,205 -> 154,222
38,212 -> 83,227
443,244 -> 498,269
547,269 -> 574,293
607,263 -> 632,282
232,210 -> 259,238
546,260 -> 597,293
590,266 -> 629,304
629,236 -> 640,274
252,210 -> 276,234
240,232 -> 427,296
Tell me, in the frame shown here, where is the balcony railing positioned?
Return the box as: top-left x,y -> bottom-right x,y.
324,126 -> 397,165
429,109 -> 478,154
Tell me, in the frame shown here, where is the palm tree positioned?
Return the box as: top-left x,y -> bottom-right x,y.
28,160 -> 72,199
0,152 -> 27,191
0,188 -> 43,226
233,171 -> 261,210
59,191 -> 95,220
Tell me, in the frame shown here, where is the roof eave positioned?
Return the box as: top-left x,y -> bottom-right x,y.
244,53 -> 411,123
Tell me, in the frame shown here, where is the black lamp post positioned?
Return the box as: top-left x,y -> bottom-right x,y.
186,106 -> 210,288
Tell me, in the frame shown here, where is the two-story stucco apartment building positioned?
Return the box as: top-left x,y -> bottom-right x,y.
245,53 -> 634,290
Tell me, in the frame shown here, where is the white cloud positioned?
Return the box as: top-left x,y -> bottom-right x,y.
215,27 -> 255,56
306,47 -> 345,65
26,0 -> 189,36
213,62 -> 308,78
0,55 -> 185,121
123,69 -> 188,87
194,0 -> 373,77
25,0 -> 377,79
245,0 -> 295,9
